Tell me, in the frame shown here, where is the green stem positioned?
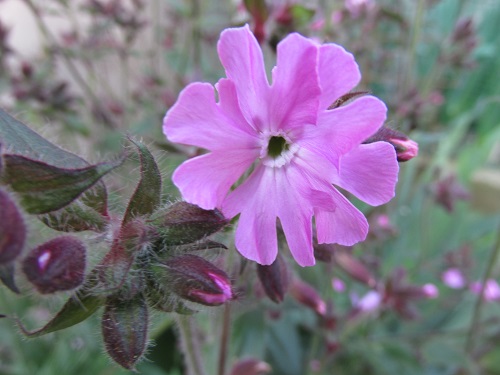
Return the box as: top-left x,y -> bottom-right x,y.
217,304 -> 231,375
465,221 -> 500,354
176,315 -> 208,375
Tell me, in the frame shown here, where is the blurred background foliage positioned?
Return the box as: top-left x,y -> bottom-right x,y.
1,0 -> 500,374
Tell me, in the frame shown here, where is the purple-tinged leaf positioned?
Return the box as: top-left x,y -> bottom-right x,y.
102,295 -> 149,370
2,154 -> 123,214
22,236 -> 86,294
123,138 -> 162,224
0,188 -> 26,264
0,109 -> 88,168
17,277 -> 105,337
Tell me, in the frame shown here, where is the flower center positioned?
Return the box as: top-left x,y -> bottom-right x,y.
259,132 -> 299,168
267,136 -> 289,158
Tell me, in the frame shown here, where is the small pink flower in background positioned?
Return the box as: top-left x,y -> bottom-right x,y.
332,278 -> 346,292
442,268 -> 466,289
164,25 -> 399,266
470,279 -> 500,302
355,290 -> 382,312
421,283 -> 439,299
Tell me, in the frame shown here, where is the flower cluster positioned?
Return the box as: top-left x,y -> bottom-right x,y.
164,25 -> 399,266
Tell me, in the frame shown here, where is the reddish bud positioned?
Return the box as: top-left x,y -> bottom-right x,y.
364,127 -> 418,162
22,236 -> 86,294
162,255 -> 233,306
0,189 -> 26,264
256,254 -> 289,303
102,295 -> 148,370
151,202 -> 228,246
333,246 -> 376,287
290,279 -> 326,316
229,358 -> 272,375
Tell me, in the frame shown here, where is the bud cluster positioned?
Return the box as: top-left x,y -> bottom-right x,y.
0,115 -> 233,370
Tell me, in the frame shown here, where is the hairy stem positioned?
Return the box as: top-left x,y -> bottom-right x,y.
176,315 -> 208,375
217,303 -> 232,375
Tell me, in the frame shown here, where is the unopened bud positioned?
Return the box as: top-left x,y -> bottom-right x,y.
22,236 -> 86,294
0,189 -> 26,264
290,279 -> 326,316
256,254 -> 288,303
229,358 -> 272,375
333,247 -> 376,287
150,202 -> 228,246
162,255 -> 233,306
364,127 -> 418,162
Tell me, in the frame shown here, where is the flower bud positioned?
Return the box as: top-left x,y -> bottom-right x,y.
22,236 -> 86,294
256,254 -> 288,303
0,188 -> 26,264
229,358 -> 272,375
162,255 -> 233,306
333,246 -> 376,287
364,126 -> 418,162
290,279 -> 326,316
150,202 -> 229,246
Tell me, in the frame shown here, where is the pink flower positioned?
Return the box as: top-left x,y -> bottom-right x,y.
441,268 -> 466,289
470,279 -> 500,302
163,25 -> 399,266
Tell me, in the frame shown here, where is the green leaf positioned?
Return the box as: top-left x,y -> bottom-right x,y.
17,279 -> 105,337
102,295 -> 149,370
1,154 -> 123,214
0,109 -> 88,168
123,138 -> 162,224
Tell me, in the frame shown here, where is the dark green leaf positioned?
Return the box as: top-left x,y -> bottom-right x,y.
2,154 -> 123,214
123,138 -> 162,224
0,109 -> 88,168
17,279 -> 105,337
0,263 -> 20,294
102,295 -> 149,370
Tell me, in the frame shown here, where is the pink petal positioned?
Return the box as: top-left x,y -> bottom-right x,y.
333,142 -> 399,206
315,187 -> 369,246
269,33 -> 320,132
235,209 -> 278,265
163,82 -> 257,151
217,25 -> 270,130
173,149 -> 257,210
216,78 -> 254,134
223,166 -> 279,265
276,166 -> 315,266
301,96 -> 387,165
318,43 -> 361,110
